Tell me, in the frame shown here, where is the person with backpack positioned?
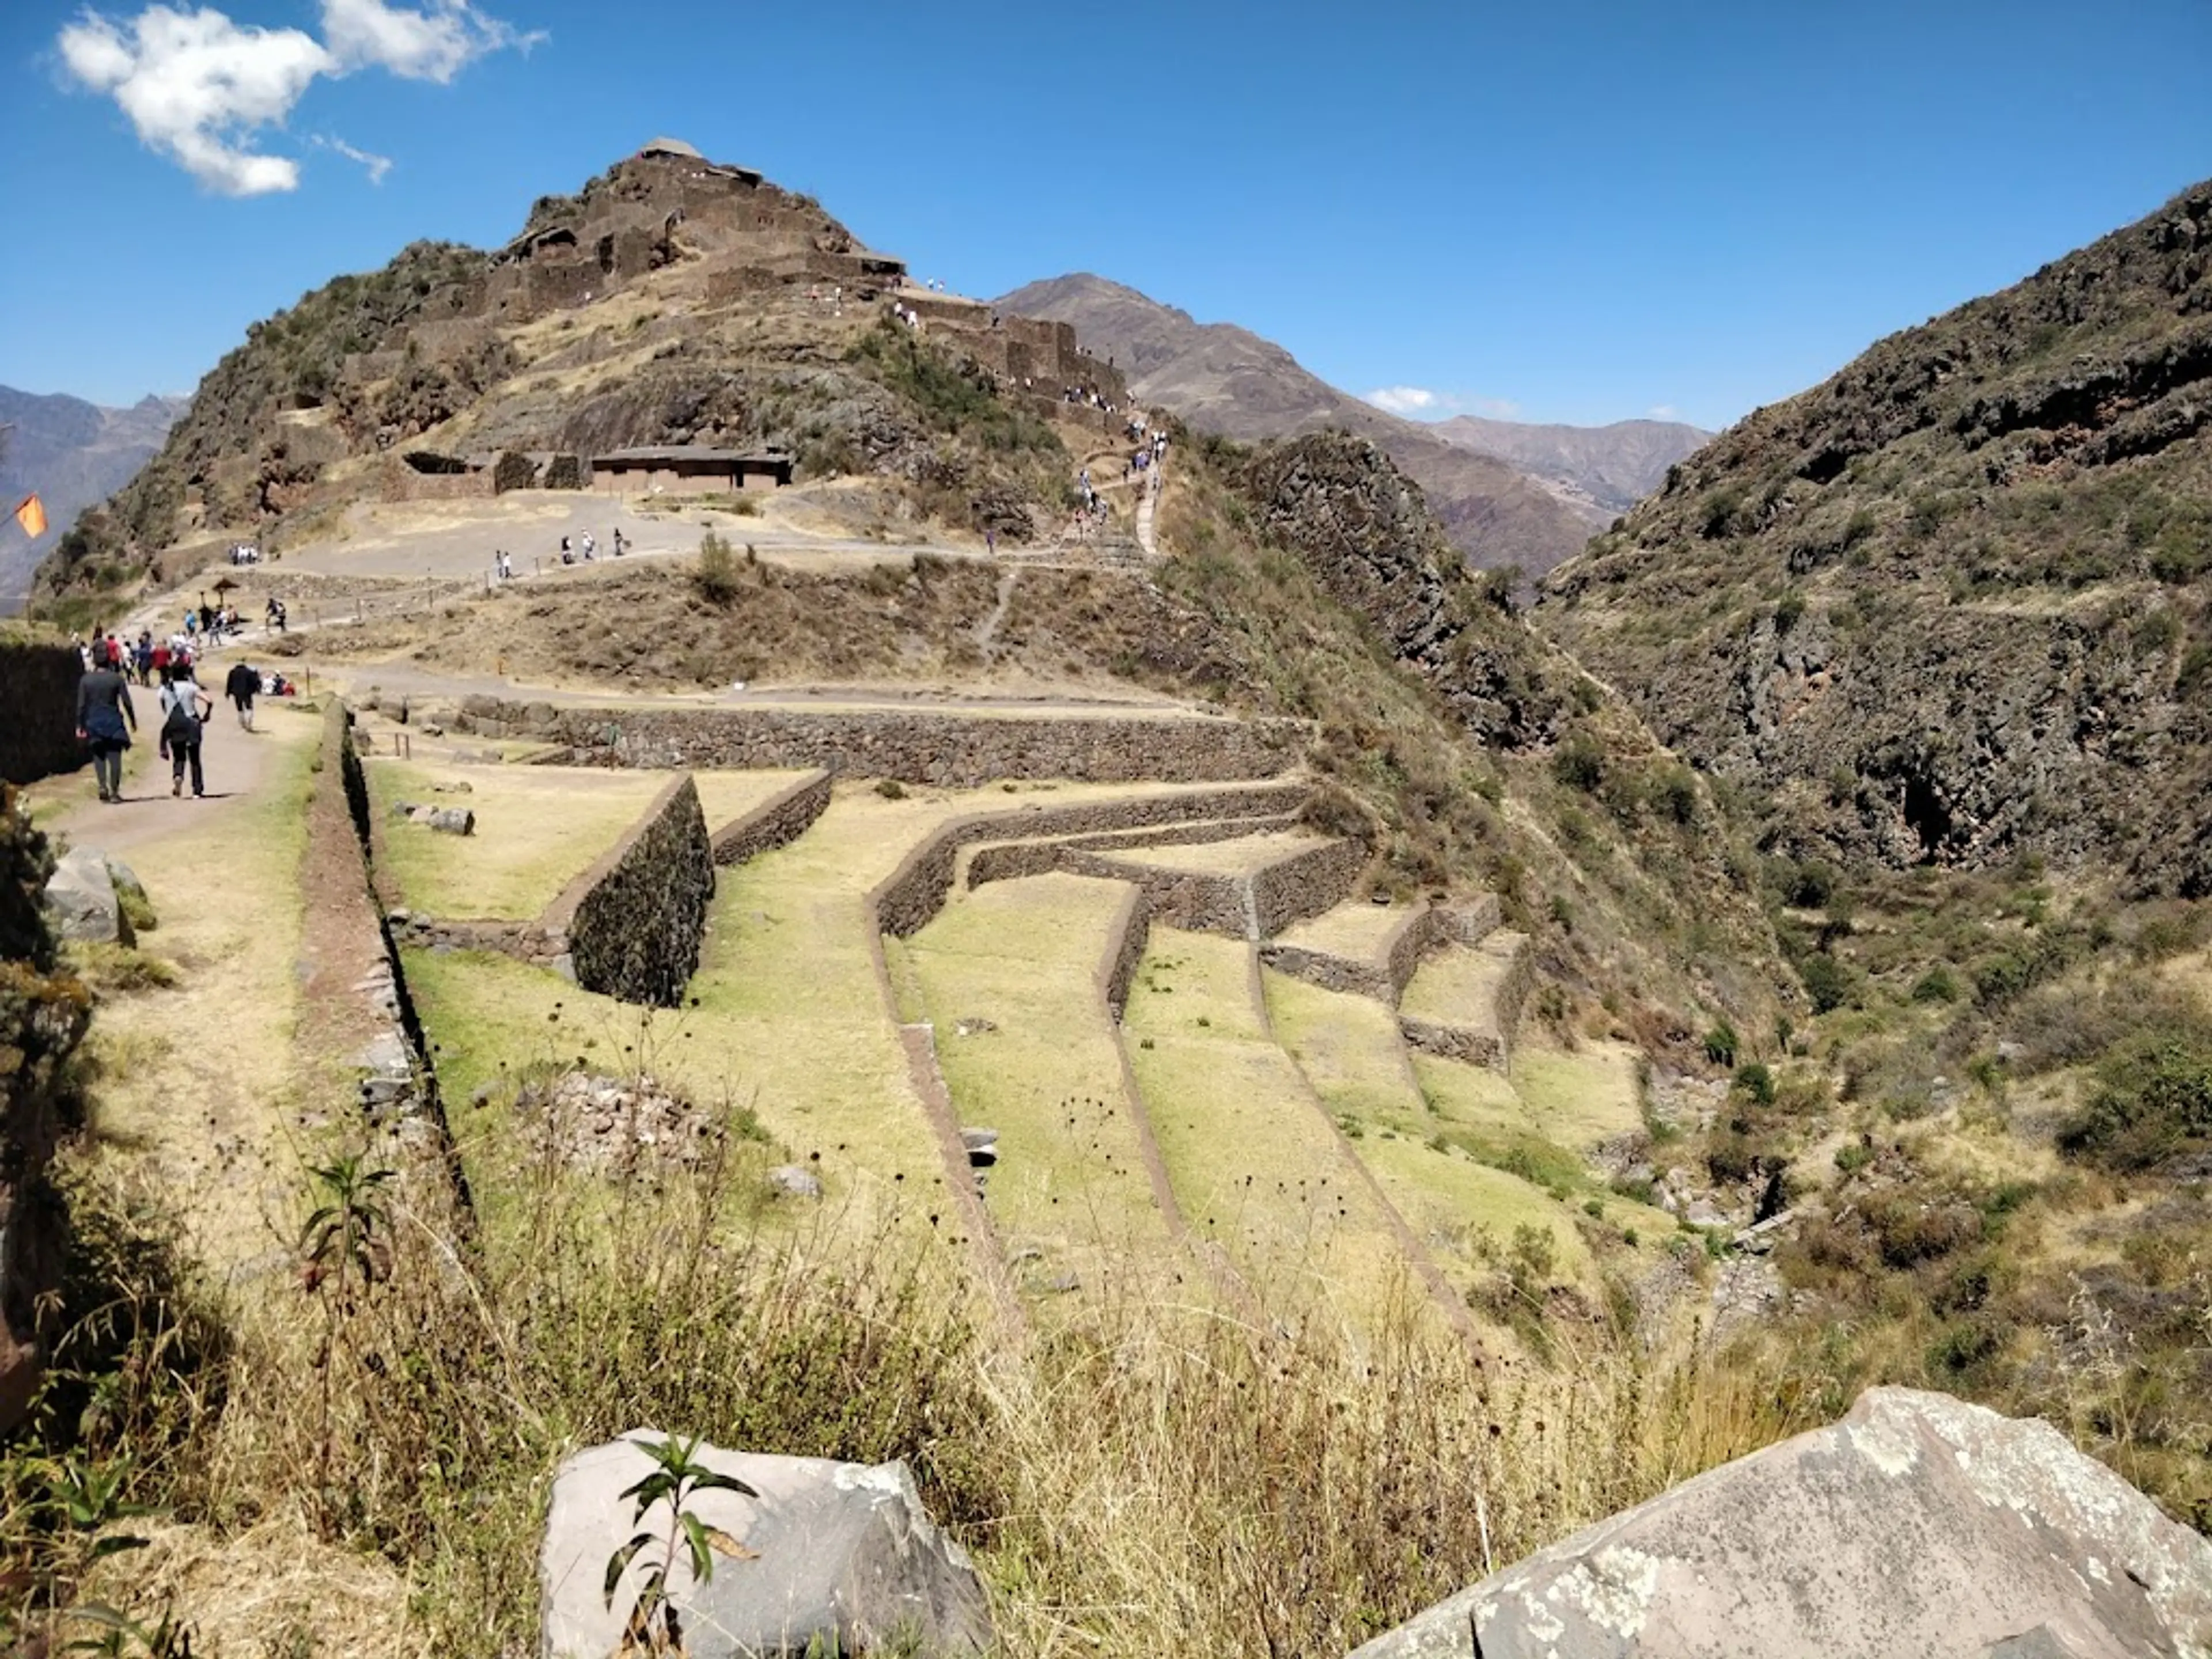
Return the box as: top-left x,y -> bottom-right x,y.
75,653 -> 138,803
158,668 -> 214,799
224,660 -> 260,732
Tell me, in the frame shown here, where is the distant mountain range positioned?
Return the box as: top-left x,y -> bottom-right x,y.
993,274 -> 1708,579
1430,414 -> 1712,517
0,387 -> 188,614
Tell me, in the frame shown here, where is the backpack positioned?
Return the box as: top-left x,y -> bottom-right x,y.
161,685 -> 203,743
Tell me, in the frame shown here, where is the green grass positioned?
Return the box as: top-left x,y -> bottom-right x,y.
1266,971 -> 1665,1305
1123,929 -> 1435,1332
896,873 -> 1185,1298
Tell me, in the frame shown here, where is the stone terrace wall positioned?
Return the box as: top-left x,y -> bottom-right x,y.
456,698 -> 1307,788
1249,839 -> 1371,938
707,770 -> 832,868
1261,892 -> 1506,1006
552,775 -> 715,1007
1099,885 -> 1153,1022
964,814 -> 1296,887
0,638 -> 89,785
1397,933 -> 1534,1074
872,783 -> 1310,939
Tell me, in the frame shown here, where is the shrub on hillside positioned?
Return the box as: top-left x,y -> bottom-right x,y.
1552,736 -> 1606,793
693,532 -> 741,605
2058,1028 -> 2212,1171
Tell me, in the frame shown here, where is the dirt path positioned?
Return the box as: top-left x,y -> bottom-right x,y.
46,680 -> 284,857
66,704 -> 324,1279
1136,466 -> 1162,559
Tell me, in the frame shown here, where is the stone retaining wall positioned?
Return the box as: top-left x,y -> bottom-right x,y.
1260,893 -> 1508,1006
963,814 -> 1296,888
872,783 -> 1310,939
1249,838 -> 1371,938
708,770 -> 832,868
1396,931 -> 1535,1074
1399,1016 -> 1508,1070
554,775 -> 715,1007
1098,885 -> 1153,1023
455,698 -> 1307,788
1057,854 -> 1249,937
324,703 -> 472,1207
0,637 -> 90,786
384,914 -> 571,976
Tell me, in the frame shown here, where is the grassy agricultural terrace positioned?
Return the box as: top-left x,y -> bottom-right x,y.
358,726 -> 1679,1349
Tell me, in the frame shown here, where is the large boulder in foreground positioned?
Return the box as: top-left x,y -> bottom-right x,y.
43,846 -> 132,945
540,1433 -> 991,1658
1350,1387 -> 2212,1659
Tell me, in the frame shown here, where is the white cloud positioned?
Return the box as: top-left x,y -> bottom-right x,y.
1647,404 -> 1681,421
313,131 -> 392,183
1366,385 -> 1442,415
320,0 -> 538,82
58,0 -> 534,195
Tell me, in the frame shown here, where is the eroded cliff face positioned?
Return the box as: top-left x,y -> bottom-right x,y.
1238,434 -> 1569,751
1543,178 -> 2212,893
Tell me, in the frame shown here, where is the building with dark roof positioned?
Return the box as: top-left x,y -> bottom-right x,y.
590,445 -> 793,495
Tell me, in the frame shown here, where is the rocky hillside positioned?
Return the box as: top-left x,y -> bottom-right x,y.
1431,413 -> 1709,517
32,143 -> 1112,609
1542,177 -> 2212,896
994,274 -> 1601,580
0,388 -> 185,613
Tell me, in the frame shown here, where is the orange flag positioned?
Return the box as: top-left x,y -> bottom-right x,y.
12,495 -> 46,539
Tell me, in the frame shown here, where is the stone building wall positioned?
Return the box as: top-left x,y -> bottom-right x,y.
0,637 -> 92,785
457,698 -> 1307,789
555,775 -> 715,1007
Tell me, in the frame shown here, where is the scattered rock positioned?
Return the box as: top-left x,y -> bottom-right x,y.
539,1433 -> 992,1659
953,1016 -> 998,1037
402,805 -> 474,835
1347,1386 -> 2212,1659
431,781 -> 474,794
960,1127 -> 999,1169
1682,1196 -> 1727,1228
768,1164 -> 823,1200
44,846 -> 132,946
517,1071 -> 719,1179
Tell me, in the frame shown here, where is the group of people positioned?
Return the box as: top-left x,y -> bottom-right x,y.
555,528 -> 626,566
73,622 -> 296,802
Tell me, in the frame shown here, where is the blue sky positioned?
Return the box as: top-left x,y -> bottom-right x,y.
3,0 -> 2207,429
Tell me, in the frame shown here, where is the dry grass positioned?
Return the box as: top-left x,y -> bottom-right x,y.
1271,897 -> 1415,963
1107,828 -> 1330,877
1400,935 -> 1524,1034
75,717 -> 320,1275
362,756 -> 669,919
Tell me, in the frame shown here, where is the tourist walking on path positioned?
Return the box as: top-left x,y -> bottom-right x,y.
75,655 -> 138,804
158,668 -> 214,800
224,660 -> 260,732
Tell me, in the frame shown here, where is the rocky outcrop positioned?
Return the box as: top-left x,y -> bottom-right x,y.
1239,434 -> 1570,749
1544,179 -> 2212,889
1349,1386 -> 2212,1659
0,784 -> 90,1430
540,1434 -> 991,1659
